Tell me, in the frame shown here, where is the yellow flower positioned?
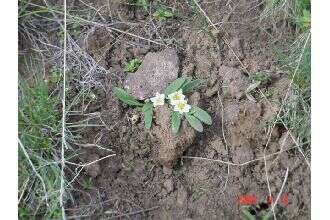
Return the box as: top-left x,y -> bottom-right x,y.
168,89 -> 185,105
150,92 -> 165,107
174,100 -> 191,114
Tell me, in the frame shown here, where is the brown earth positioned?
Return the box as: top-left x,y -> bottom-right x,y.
66,0 -> 310,219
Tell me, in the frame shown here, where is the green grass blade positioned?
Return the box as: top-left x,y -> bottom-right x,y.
185,114 -> 203,132
113,87 -> 143,106
164,78 -> 186,96
171,110 -> 182,133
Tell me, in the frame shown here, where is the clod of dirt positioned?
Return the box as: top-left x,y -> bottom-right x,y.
205,82 -> 220,98
209,137 -> 227,156
85,153 -> 101,178
229,37 -> 245,60
182,63 -> 195,77
124,49 -> 179,100
163,178 -> 174,193
107,0 -> 134,21
163,167 -> 173,176
220,65 -> 249,100
151,105 -> 196,168
84,27 -> 113,68
223,100 -> 263,163
128,47 -> 150,57
176,185 -> 188,208
189,91 -> 201,106
270,76 -> 294,100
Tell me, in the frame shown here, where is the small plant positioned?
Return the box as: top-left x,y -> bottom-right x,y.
250,72 -> 269,83
82,177 -> 94,190
136,0 -> 149,11
294,0 -> 311,30
241,206 -> 272,220
19,76 -> 63,219
263,88 -> 278,99
246,72 -> 271,102
47,68 -> 62,85
297,9 -> 310,29
114,77 -> 212,132
124,58 -> 142,72
153,8 -> 174,21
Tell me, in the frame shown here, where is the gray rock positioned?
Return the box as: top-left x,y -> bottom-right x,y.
124,49 -> 179,100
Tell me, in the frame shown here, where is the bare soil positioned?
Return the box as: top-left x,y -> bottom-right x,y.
66,0 -> 310,219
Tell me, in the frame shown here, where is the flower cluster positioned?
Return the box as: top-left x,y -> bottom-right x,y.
150,89 -> 191,114
114,77 -> 211,132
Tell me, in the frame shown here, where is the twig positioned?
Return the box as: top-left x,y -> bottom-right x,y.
271,168 -> 289,215
263,151 -> 275,219
65,154 -> 116,167
106,206 -> 160,219
217,91 -> 230,194
182,145 -> 298,166
60,0 -> 67,219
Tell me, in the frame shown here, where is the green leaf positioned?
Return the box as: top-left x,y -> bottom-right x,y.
113,87 -> 143,107
191,106 -> 212,125
153,8 -> 174,21
136,0 -> 149,11
164,78 -> 186,96
124,58 -> 141,72
185,114 -> 203,132
163,10 -> 174,17
171,111 -> 182,133
249,72 -> 269,83
142,103 -> 153,129
242,208 -> 256,220
261,211 -> 272,220
181,79 -> 202,93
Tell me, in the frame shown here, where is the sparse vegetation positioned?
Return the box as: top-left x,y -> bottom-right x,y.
153,8 -> 174,21
250,72 -> 270,84
124,58 -> 142,73
81,177 -> 94,190
18,74 -> 63,219
241,205 -> 272,220
277,27 -> 311,157
114,77 -> 211,132
18,0 -> 311,218
136,0 -> 149,11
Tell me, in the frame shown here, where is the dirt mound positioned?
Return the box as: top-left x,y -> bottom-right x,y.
151,105 -> 196,168
67,1 -> 310,219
